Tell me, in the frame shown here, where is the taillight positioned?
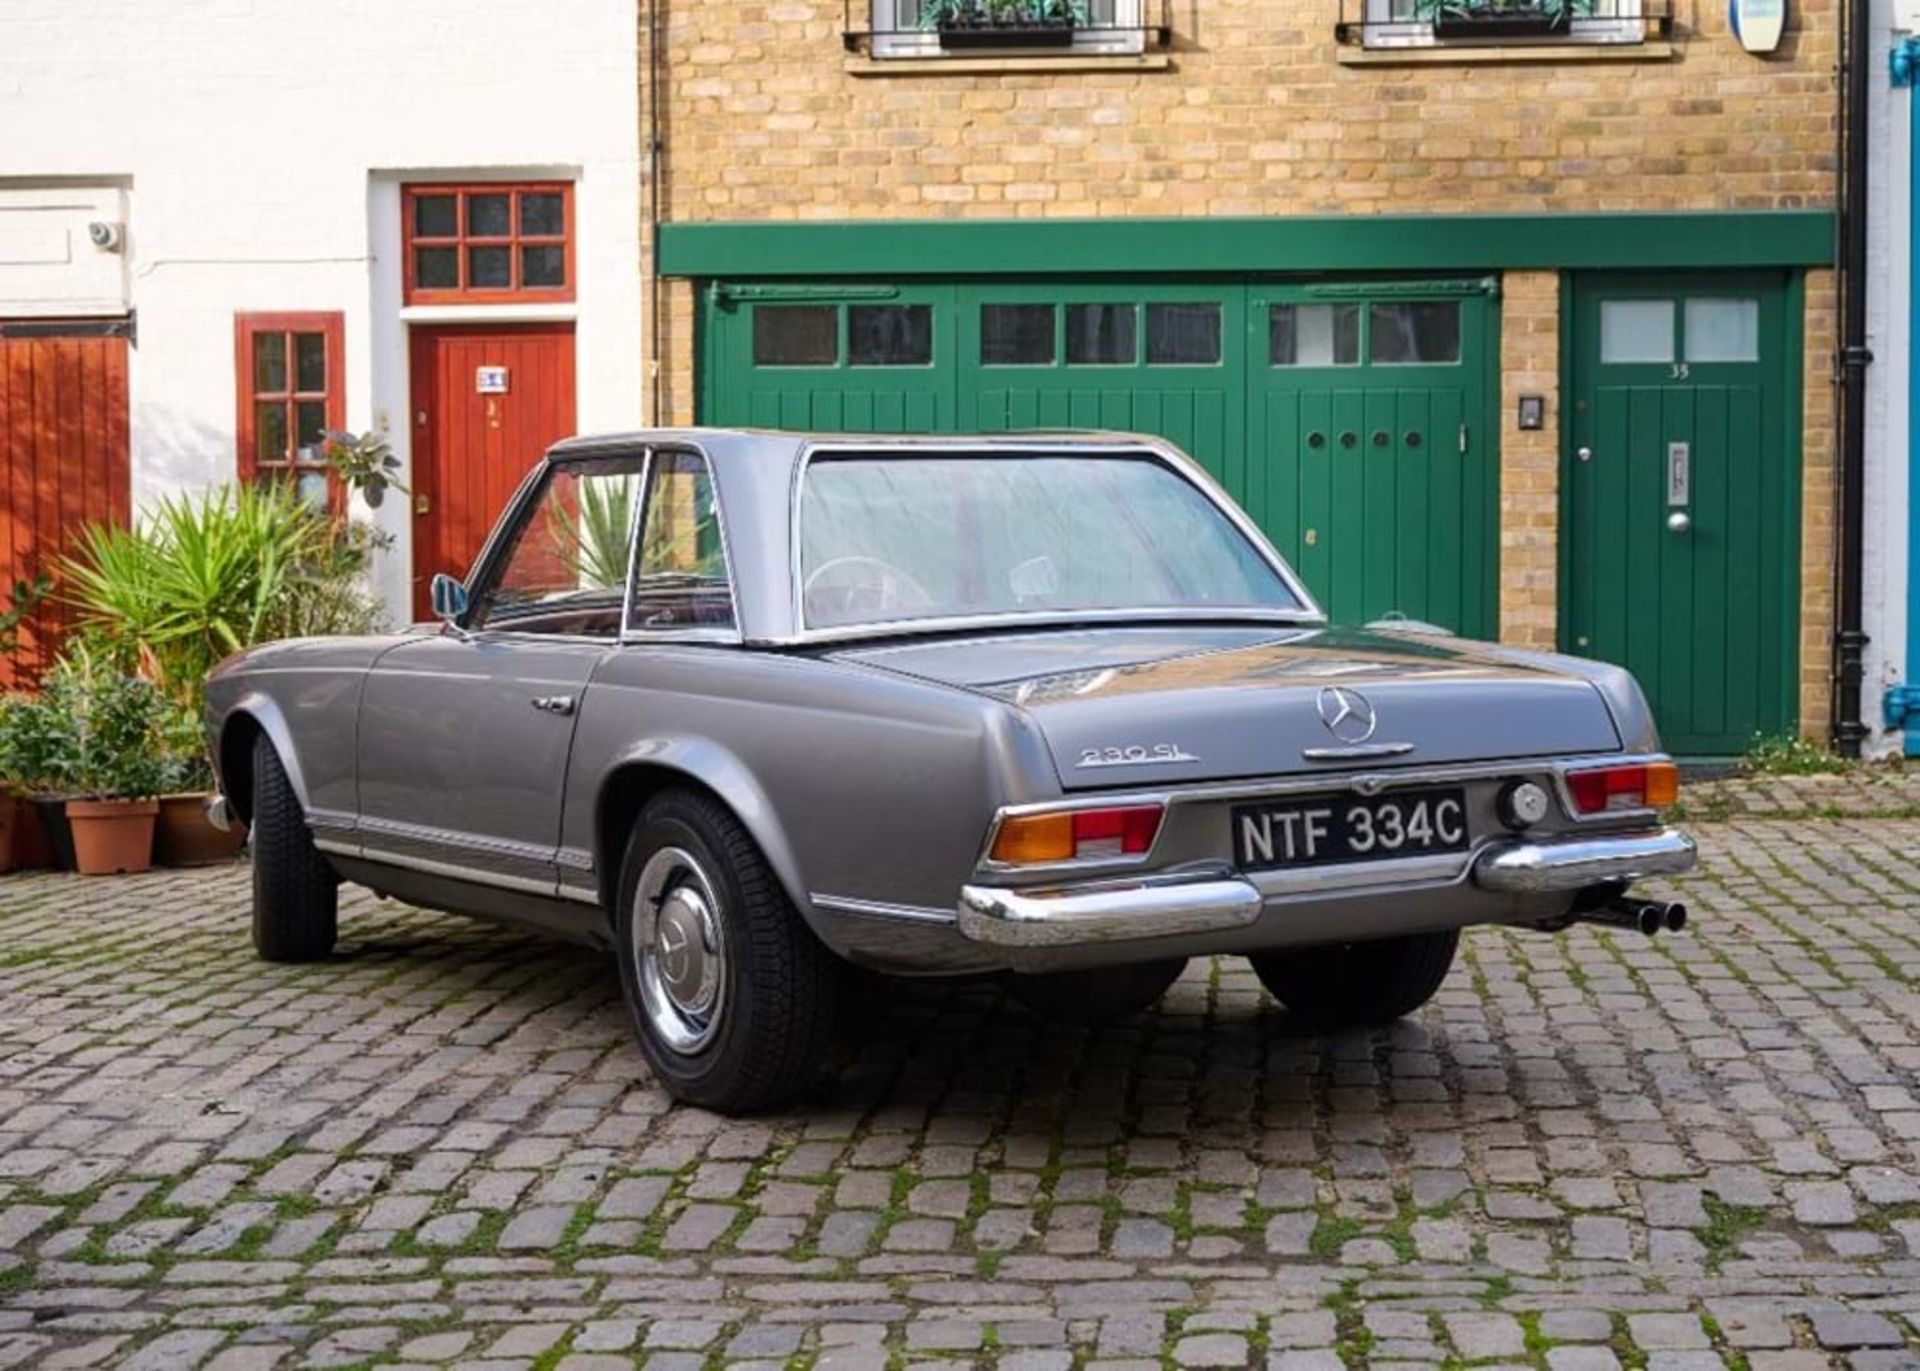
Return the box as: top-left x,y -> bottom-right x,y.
1565,761 -> 1679,814
989,804 -> 1164,865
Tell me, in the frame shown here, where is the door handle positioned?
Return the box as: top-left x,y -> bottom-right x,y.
1667,511 -> 1691,534
1577,446 -> 1593,463
530,695 -> 576,716
415,493 -> 431,516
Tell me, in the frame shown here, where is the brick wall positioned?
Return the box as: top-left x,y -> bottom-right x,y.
1498,271 -> 1562,652
655,4 -> 1834,223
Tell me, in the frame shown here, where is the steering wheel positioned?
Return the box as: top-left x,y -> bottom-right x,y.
803,555 -> 935,623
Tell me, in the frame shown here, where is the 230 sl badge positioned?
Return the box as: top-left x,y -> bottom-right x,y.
1078,743 -> 1201,768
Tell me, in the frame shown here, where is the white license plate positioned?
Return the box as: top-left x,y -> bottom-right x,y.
1233,786 -> 1470,870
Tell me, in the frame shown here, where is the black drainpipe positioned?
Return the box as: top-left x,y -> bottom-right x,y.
1835,0 -> 1871,757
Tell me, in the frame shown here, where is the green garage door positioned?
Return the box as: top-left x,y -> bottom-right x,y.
703,279 -> 1496,632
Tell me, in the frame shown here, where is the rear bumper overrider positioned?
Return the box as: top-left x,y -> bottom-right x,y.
956,825 -> 1697,950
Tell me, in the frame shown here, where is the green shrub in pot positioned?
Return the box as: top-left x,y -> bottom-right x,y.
25,649 -> 174,875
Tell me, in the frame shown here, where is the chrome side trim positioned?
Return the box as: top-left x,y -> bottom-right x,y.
319,843 -> 562,898
305,806 -> 359,836
357,814 -> 556,865
811,894 -> 958,926
957,873 -> 1262,948
1472,827 -> 1697,894
556,846 -> 596,872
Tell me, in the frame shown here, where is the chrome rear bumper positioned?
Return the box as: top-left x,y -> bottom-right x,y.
1471,825 -> 1696,893
957,826 -> 1696,948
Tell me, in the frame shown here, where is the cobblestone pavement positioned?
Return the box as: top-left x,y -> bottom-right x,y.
4,783 -> 1920,1369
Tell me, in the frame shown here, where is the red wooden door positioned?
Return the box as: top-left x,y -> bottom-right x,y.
0,325 -> 131,687
408,323 -> 576,621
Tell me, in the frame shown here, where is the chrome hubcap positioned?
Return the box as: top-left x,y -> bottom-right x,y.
632,846 -> 727,1053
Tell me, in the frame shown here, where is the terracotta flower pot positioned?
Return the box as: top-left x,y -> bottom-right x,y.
65,798 -> 159,876
154,793 -> 247,867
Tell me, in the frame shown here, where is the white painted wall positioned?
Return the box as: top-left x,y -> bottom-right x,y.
1865,0 -> 1912,756
0,0 -> 644,623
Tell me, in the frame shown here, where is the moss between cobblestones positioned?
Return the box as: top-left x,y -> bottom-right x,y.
1698,1194 -> 1771,1269
1323,1283 -> 1372,1370
1608,1313 -> 1649,1371
1307,1210 -> 1364,1260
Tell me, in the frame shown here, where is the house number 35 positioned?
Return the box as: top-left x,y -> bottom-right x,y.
1668,363 -> 1690,381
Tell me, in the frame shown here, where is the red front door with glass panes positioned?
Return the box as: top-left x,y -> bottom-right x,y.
408,322 -> 576,622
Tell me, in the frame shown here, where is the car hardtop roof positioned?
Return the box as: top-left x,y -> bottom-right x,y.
543,427 -> 1172,465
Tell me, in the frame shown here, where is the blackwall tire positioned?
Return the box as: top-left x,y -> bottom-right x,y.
248,733 -> 338,963
614,788 -> 847,1113
1248,930 -> 1459,1028
1007,958 -> 1187,1026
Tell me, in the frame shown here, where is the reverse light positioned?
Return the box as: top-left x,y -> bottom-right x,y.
1565,761 -> 1680,814
989,804 -> 1164,865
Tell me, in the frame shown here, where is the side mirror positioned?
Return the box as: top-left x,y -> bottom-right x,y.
429,573 -> 469,624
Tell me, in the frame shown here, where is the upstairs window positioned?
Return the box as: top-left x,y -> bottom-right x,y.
403,183 -> 573,305
234,312 -> 345,509
860,0 -> 1157,58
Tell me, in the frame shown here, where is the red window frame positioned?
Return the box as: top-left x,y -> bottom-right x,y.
234,312 -> 347,510
402,182 -> 575,305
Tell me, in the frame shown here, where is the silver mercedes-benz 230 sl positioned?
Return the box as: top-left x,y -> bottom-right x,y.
205,429 -> 1696,1111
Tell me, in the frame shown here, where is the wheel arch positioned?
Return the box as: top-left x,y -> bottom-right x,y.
217,695 -> 311,826
592,741 -> 812,931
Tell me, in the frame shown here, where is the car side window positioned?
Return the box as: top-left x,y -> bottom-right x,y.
471,457 -> 647,636
628,450 -> 736,634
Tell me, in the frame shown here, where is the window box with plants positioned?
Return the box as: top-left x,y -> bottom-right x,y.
927,0 -> 1084,48
1423,0 -> 1584,38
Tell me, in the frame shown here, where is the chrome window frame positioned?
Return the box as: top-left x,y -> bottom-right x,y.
786,437 -> 1326,643
621,442 -> 746,646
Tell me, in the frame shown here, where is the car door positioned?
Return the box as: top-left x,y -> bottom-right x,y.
356,452 -> 647,892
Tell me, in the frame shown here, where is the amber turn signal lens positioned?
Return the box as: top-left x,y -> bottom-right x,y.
1643,761 -> 1680,808
989,812 -> 1075,864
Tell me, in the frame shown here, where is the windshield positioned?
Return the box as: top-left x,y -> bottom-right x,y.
798,452 -> 1304,631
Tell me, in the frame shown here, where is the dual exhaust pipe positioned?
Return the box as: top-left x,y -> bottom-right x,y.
1576,896 -> 1687,937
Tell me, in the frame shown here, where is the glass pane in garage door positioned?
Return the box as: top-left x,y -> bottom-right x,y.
1244,288 -> 1496,637
708,285 -> 957,433
955,284 -> 1247,489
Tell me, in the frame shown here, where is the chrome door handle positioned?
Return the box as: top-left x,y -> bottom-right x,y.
530,695 -> 576,716
1667,511 -> 1691,534
1577,446 -> 1593,462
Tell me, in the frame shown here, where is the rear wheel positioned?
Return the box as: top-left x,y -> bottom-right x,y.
614,789 -> 846,1113
1249,930 -> 1458,1028
249,733 -> 338,963
1007,959 -> 1186,1026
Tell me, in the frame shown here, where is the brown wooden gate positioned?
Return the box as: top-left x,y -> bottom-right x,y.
0,321 -> 132,687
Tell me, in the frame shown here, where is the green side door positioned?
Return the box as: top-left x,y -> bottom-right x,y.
705,284 -> 958,431
1564,274 -> 1799,756
952,283 -> 1247,486
1244,284 -> 1497,636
